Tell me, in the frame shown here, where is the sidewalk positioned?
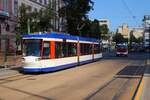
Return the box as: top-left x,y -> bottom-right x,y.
0,54 -> 22,77
0,53 -> 22,68
134,57 -> 150,100
140,59 -> 150,100
0,68 -> 19,77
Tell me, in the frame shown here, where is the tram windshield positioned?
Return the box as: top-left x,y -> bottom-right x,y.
23,39 -> 41,56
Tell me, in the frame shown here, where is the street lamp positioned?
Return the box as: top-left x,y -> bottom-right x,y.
27,18 -> 30,33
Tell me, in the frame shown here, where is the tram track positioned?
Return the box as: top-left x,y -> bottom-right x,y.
86,61 -> 146,100
112,65 -> 144,100
0,73 -> 38,84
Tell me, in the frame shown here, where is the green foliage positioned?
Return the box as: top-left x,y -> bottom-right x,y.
59,0 -> 94,36
113,33 -> 127,43
137,37 -> 143,43
18,3 -> 54,34
38,7 -> 53,32
18,4 -> 29,34
81,19 -> 109,39
80,19 -> 92,37
130,33 -> 143,43
90,19 -> 101,39
100,25 -> 109,37
15,33 -> 22,50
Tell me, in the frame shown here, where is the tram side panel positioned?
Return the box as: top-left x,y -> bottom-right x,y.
79,55 -> 93,64
40,56 -> 78,72
94,53 -> 102,60
93,43 -> 102,61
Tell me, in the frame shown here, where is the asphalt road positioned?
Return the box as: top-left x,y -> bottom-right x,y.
0,52 -> 147,100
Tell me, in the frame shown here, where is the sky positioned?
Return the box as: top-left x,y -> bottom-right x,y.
88,0 -> 150,31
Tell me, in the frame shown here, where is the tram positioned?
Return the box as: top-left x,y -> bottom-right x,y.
22,32 -> 102,72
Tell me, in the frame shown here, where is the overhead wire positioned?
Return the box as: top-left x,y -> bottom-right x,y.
121,0 -> 139,27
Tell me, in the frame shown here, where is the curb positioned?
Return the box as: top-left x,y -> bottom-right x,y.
134,77 -> 144,100
134,59 -> 150,100
0,66 -> 21,77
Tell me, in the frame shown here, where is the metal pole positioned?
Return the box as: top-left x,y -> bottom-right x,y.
4,36 -> 7,68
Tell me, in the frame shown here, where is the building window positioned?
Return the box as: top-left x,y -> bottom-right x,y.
34,8 -> 37,12
39,0 -> 42,4
42,42 -> 50,58
6,24 -> 10,31
44,0 -> 47,5
3,0 -> 8,12
14,0 -> 18,16
28,5 -> 32,12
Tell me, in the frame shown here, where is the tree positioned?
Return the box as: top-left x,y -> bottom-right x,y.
100,24 -> 109,39
15,33 -> 22,51
80,19 -> 92,37
60,0 -> 94,36
18,3 -> 30,34
38,7 -> 54,32
113,33 -> 126,43
90,19 -> 101,39
137,37 -> 143,43
18,3 -> 54,34
130,33 -> 143,44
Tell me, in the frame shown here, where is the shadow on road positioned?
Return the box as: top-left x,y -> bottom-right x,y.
103,52 -> 148,61
116,65 -> 146,78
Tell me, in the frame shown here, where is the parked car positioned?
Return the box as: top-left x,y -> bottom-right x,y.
116,43 -> 128,56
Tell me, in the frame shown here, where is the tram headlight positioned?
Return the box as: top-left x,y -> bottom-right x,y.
22,58 -> 25,62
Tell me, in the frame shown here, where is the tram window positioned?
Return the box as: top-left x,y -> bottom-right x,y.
86,44 -> 92,54
62,42 -> 68,57
80,43 -> 86,55
89,44 -> 93,54
23,39 -> 41,56
43,42 -> 50,58
94,44 -> 97,54
55,42 -> 63,58
80,44 -> 84,55
55,42 -> 77,58
85,44 -> 88,55
94,44 -> 100,54
80,43 -> 92,55
68,43 -> 77,56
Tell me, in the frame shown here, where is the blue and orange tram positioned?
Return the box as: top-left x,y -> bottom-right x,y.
22,32 -> 102,72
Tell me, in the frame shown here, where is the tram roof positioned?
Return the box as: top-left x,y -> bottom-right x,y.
22,32 -> 99,42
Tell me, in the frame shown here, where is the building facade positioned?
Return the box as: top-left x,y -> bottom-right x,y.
49,0 -> 66,32
99,19 -> 110,29
0,0 -> 18,52
18,0 -> 49,12
143,15 -> 150,49
130,28 -> 144,39
117,23 -> 131,39
0,0 -> 66,52
18,0 -> 66,32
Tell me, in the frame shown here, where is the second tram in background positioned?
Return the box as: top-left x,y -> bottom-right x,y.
22,32 -> 102,72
